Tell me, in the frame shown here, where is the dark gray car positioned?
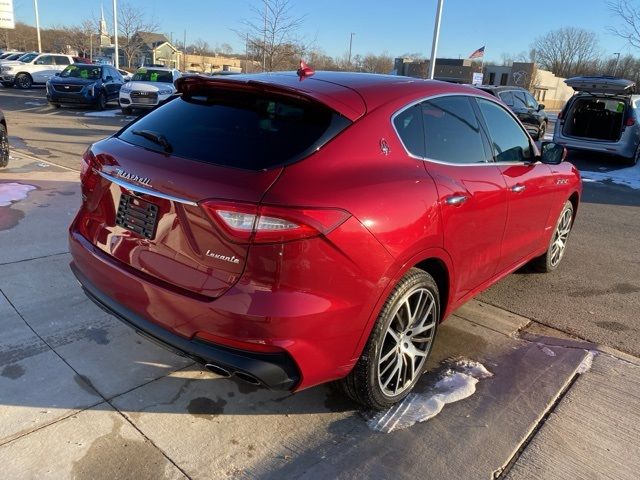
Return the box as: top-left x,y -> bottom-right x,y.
553,76 -> 639,165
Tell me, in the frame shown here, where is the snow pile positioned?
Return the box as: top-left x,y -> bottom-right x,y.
24,101 -> 44,106
84,110 -> 120,118
0,183 -> 36,207
579,163 -> 640,190
368,358 -> 493,433
577,350 -> 597,374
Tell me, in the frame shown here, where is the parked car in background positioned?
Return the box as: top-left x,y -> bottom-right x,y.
553,76 -> 639,165
72,56 -> 92,64
46,64 -> 124,110
0,52 -> 26,64
0,52 -> 75,89
477,85 -> 549,140
0,108 -> 8,168
0,51 -> 24,61
70,72 -> 581,410
118,67 -> 180,114
117,69 -> 133,82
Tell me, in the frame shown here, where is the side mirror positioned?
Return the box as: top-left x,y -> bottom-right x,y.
124,78 -> 130,82
539,141 -> 566,165
54,72 -> 60,76
538,104 -> 545,111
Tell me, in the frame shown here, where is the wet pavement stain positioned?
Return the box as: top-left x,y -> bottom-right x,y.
0,208 -> 25,231
324,387 -> 358,413
571,283 -> 640,298
595,321 -> 631,332
1,363 -> 25,379
83,327 -> 110,345
74,374 -> 99,396
187,396 -> 227,419
71,418 -> 170,480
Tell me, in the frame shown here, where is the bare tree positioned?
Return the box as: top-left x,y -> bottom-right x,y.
240,0 -> 306,71
117,1 -> 158,68
608,0 -> 640,48
531,27 -> 600,77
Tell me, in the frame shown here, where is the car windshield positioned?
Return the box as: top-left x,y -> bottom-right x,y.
132,69 -> 172,83
4,53 -> 24,61
60,65 -> 102,80
18,53 -> 38,63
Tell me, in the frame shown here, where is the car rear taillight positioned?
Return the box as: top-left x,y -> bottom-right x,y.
625,117 -> 636,126
201,201 -> 350,244
80,149 -> 99,193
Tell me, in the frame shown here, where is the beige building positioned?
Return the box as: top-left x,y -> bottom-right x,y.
182,53 -> 251,74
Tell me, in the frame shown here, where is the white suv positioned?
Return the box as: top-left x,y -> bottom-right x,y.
0,52 -> 75,89
119,67 -> 181,113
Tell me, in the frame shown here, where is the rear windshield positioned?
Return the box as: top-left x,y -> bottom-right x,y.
117,89 -> 351,170
132,69 -> 173,83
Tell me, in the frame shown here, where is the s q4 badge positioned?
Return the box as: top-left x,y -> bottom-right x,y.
380,138 -> 390,155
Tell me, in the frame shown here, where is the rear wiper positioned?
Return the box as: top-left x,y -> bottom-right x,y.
131,129 -> 173,153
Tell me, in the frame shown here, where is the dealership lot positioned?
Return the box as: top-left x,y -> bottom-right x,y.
1,87 -> 640,478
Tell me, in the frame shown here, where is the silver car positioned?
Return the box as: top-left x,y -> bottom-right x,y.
553,76 -> 640,165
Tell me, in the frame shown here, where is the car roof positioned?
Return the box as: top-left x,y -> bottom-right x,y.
137,66 -> 173,71
476,85 -> 527,93
178,71 -> 496,121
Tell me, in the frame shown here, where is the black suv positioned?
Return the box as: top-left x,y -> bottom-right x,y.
477,86 -> 549,140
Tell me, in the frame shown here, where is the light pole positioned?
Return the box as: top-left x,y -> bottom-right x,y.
262,0 -> 267,71
428,0 -> 444,80
113,0 -> 119,69
613,52 -> 620,77
33,0 -> 41,52
348,32 -> 355,65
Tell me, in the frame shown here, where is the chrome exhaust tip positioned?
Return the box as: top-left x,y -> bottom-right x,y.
235,371 -> 261,386
204,363 -> 232,378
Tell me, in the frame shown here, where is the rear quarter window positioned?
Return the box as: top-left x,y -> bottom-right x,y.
117,89 -> 351,170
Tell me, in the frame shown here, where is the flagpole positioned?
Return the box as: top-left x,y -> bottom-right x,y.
428,0 -> 444,80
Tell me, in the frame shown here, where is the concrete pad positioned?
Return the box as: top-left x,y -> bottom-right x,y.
0,153 -> 79,264
0,291 -> 49,366
0,252 -> 192,399
506,354 -> 640,480
454,299 -> 530,336
111,316 -> 587,479
0,403 -> 187,479
0,348 -> 103,444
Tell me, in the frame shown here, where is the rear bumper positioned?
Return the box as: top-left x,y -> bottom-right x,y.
71,261 -> 300,390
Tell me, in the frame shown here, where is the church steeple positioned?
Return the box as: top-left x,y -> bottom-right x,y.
99,3 -> 111,47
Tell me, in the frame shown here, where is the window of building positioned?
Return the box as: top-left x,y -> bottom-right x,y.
500,73 -> 508,86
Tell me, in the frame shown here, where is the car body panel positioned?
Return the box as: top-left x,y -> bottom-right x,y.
70,72 -> 582,392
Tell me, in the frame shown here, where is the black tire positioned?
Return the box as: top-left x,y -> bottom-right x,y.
622,146 -> 639,166
121,107 -> 132,115
1,81 -> 12,88
0,124 -> 9,168
339,268 -> 439,410
96,92 -> 106,111
50,103 -> 61,109
15,73 -> 32,89
531,200 -> 574,273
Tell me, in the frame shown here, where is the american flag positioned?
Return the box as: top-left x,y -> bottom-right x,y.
469,46 -> 485,59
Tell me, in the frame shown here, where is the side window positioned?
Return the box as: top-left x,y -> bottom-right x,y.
393,104 -> 425,157
498,91 -> 514,106
512,91 -> 528,110
477,98 -> 532,163
55,56 -> 70,65
420,96 -> 488,164
35,55 -> 53,65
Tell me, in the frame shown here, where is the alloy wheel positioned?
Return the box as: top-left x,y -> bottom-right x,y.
377,287 -> 437,397
16,74 -> 32,89
550,208 -> 572,267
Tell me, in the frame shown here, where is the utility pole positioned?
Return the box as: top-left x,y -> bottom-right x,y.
613,52 -> 621,77
348,32 -> 355,65
262,0 -> 267,71
183,29 -> 186,71
33,0 -> 41,52
428,0 -> 444,80
112,0 -> 119,68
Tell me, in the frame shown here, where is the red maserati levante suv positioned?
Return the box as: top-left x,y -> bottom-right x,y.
69,71 -> 581,409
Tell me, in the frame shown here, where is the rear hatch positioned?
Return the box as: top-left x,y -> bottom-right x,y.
565,76 -> 635,95
78,75 -> 357,298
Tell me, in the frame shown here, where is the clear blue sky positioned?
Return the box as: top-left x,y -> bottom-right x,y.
9,0 -> 635,61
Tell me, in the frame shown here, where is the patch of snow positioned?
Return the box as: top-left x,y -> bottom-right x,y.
367,358 -> 493,433
84,110 -> 120,118
579,163 -> 640,190
0,182 -> 36,207
24,101 -> 45,106
577,350 -> 597,374
539,345 -> 557,357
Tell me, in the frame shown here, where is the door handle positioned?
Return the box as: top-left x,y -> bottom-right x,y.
511,184 -> 526,193
444,194 -> 469,206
